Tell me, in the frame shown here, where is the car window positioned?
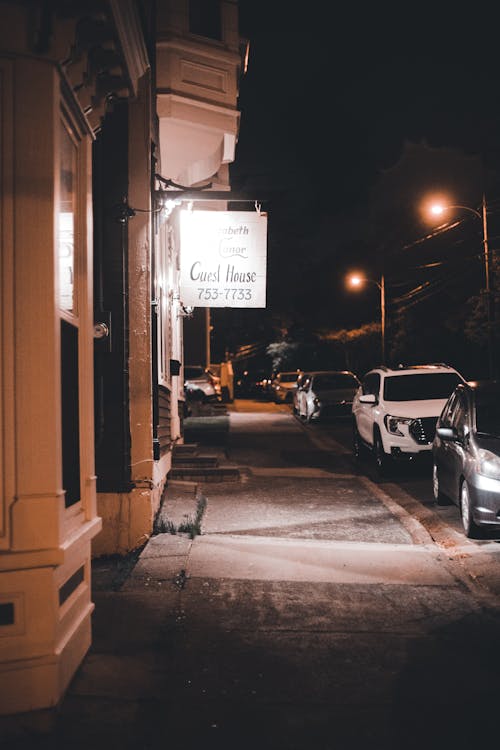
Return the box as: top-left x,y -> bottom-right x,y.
474,393 -> 500,436
313,373 -> 359,389
383,373 -> 462,401
439,391 -> 459,427
279,373 -> 299,383
362,373 -> 380,396
184,366 -> 205,379
451,392 -> 469,439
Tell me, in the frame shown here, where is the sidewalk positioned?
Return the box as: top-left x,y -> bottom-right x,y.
4,402 -> 500,749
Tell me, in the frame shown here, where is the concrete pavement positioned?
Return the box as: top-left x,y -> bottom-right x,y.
131,532 -> 455,585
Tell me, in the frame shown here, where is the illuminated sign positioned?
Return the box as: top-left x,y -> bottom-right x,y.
179,209 -> 267,308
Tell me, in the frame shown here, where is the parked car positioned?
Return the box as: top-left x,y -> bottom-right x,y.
272,370 -> 303,403
206,364 -> 222,398
296,370 -> 360,422
253,372 -> 274,400
234,369 -> 272,399
292,371 -> 309,415
352,363 -> 465,475
209,361 -> 234,402
432,380 -> 500,538
184,365 -> 221,402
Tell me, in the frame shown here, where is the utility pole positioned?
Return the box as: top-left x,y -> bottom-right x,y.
380,274 -> 386,364
482,193 -> 495,378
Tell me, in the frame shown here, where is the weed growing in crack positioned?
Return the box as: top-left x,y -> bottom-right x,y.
154,517 -> 177,535
178,494 -> 207,539
153,494 -> 207,539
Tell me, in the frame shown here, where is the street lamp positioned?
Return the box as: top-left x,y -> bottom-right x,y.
348,273 -> 386,363
427,194 -> 493,377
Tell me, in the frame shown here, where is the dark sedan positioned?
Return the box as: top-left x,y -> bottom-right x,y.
432,380 -> 500,538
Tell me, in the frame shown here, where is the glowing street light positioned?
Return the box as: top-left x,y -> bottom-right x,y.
426,194 -> 493,377
348,273 -> 386,363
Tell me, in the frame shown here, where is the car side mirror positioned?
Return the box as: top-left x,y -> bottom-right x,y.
359,393 -> 377,404
436,426 -> 457,441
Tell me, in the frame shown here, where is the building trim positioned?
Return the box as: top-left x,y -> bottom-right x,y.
109,0 -> 150,97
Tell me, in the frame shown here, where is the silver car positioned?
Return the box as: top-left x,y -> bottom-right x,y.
297,370 -> 360,422
272,371 -> 303,404
184,365 -> 221,402
432,380 -> 500,538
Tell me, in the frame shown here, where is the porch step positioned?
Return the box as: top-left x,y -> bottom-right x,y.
170,442 -> 240,482
173,443 -> 198,456
173,455 -> 219,467
168,465 -> 240,482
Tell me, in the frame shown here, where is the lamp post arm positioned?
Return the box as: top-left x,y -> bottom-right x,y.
425,195 -> 494,376
447,204 -> 482,220
364,278 -> 382,291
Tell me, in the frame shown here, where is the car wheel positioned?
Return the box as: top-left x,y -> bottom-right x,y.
460,480 -> 480,539
374,430 -> 391,477
432,463 -> 448,505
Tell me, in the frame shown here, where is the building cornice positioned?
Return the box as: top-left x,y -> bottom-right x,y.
109,0 -> 150,97
156,35 -> 241,66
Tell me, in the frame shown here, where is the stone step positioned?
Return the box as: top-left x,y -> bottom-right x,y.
173,443 -> 199,456
168,465 -> 240,482
173,455 -> 219,467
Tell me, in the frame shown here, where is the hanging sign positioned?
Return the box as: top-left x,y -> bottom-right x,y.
179,209 -> 267,308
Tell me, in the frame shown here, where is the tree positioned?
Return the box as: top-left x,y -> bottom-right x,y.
266,341 -> 299,372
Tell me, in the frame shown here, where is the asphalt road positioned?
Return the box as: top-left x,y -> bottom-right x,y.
298,404 -> 500,544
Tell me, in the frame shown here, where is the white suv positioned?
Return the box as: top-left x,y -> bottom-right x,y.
352,363 -> 465,474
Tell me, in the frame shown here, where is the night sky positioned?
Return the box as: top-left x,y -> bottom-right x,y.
213,3 -> 500,371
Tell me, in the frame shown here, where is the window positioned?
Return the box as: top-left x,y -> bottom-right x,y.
58,108 -> 83,509
313,374 -> 359,390
363,373 -> 380,396
189,0 -> 222,41
61,320 -> 80,507
156,223 -> 174,385
439,392 -> 459,428
184,366 -> 205,379
475,393 -> 500,437
384,373 -> 462,402
58,116 -> 78,315
451,393 -> 469,440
